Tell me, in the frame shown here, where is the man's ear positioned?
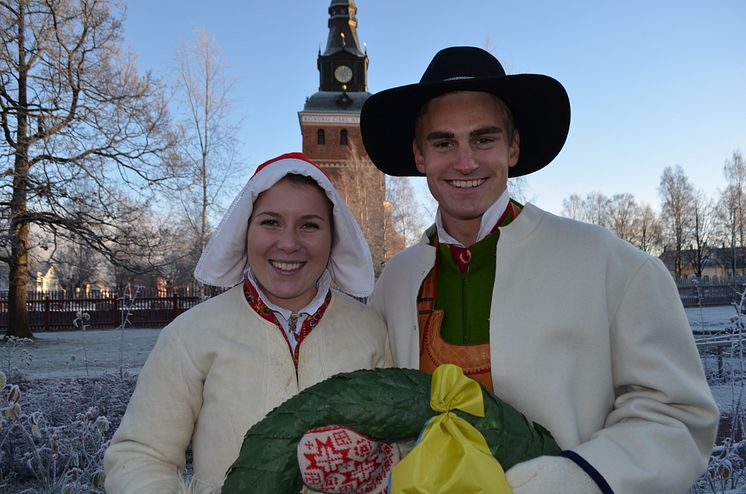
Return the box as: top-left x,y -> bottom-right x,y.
508,128 -> 520,168
413,139 -> 426,174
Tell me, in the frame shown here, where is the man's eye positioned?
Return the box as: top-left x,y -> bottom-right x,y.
433,141 -> 453,149
474,137 -> 495,147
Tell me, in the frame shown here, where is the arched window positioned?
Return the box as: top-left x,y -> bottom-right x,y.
340,129 -> 348,146
317,129 -> 325,145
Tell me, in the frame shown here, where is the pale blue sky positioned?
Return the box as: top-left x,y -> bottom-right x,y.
123,0 -> 746,215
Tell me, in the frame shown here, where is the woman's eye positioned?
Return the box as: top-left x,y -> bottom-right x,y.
260,219 -> 280,227
301,222 -> 321,230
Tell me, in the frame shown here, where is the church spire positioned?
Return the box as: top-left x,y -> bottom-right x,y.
313,0 -> 368,94
323,0 -> 365,58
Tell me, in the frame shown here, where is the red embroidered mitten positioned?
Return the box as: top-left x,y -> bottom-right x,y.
298,425 -> 399,494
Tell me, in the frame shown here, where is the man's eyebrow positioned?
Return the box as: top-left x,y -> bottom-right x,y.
424,127 -> 503,141
471,126 -> 502,137
424,130 -> 454,141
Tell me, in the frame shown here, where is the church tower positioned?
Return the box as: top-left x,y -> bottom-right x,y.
299,0 -> 388,273
299,0 -> 371,179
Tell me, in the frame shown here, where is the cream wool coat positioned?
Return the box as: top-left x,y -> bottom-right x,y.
104,285 -> 392,493
370,203 -> 719,494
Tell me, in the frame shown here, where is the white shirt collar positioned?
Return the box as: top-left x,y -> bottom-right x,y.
435,188 -> 510,247
245,268 -> 332,351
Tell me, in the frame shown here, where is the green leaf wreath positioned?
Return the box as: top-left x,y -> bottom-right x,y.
223,367 -> 560,493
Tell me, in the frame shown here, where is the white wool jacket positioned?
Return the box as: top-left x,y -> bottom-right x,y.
104,285 -> 392,493
370,203 -> 719,494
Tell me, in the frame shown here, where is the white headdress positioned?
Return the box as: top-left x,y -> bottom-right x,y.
194,152 -> 375,298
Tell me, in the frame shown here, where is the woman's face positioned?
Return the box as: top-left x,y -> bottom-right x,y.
247,177 -> 333,313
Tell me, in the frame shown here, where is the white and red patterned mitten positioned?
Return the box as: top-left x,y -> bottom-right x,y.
298,425 -> 399,494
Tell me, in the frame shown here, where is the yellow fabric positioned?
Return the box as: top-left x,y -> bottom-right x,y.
389,364 -> 512,493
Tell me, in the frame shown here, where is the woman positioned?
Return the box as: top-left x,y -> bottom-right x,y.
104,152 -> 392,493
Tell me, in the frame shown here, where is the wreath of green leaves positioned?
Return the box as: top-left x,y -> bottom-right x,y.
223,368 -> 560,493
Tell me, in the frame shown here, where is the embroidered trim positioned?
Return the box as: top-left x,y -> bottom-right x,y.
416,200 -> 524,389
243,279 -> 331,369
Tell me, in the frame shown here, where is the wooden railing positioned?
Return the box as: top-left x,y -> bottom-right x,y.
0,288 -> 211,332
675,278 -> 746,307
0,280 -> 741,332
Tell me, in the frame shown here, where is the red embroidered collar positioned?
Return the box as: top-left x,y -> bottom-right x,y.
439,200 -> 521,273
243,279 -> 332,369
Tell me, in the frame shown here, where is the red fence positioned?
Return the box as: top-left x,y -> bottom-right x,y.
0,281 -> 740,332
676,280 -> 742,307
0,288 -> 210,332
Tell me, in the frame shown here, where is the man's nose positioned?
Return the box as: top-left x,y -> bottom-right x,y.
452,146 -> 479,174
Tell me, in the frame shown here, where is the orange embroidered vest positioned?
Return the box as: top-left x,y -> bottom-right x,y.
417,201 -> 522,392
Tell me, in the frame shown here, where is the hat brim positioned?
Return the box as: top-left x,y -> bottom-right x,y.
360,74 -> 570,177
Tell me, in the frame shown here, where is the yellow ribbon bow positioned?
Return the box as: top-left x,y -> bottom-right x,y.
389,364 -> 512,493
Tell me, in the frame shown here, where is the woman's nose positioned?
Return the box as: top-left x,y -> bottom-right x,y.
276,228 -> 300,252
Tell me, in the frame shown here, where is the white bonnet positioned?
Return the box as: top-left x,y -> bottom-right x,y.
193,152 -> 375,298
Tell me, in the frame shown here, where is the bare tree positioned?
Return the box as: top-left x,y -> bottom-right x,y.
607,193 -> 638,242
688,189 -> 714,278
560,191 -> 611,226
334,143 -> 386,273
0,0 -> 176,338
583,192 -> 611,227
723,151 -> 746,248
564,191 -> 662,254
49,236 -> 103,292
632,203 -> 662,254
658,165 -> 695,278
507,176 -> 530,204
385,176 -> 428,251
561,193 -> 584,220
382,197 -> 405,267
171,29 -> 240,281
713,151 -> 746,279
153,214 -> 202,289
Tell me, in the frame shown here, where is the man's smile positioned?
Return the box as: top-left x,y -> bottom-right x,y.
447,178 -> 486,189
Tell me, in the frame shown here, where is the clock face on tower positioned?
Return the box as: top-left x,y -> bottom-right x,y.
334,64 -> 353,83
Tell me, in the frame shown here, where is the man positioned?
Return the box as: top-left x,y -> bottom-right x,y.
360,46 -> 719,493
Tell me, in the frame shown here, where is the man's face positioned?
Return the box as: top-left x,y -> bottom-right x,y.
413,91 -> 519,242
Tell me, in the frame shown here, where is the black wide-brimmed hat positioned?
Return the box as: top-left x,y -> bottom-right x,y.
360,46 -> 571,177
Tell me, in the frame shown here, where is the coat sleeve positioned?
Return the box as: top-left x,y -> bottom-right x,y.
104,324 -> 204,493
368,274 -> 386,320
571,257 -> 719,494
369,268 -> 408,370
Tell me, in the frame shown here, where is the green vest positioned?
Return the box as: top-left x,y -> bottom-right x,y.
435,231 -> 499,344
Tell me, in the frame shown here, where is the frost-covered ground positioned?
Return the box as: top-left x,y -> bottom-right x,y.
687,305 -> 744,416
14,307 -> 741,414
11,327 -> 160,380
1,306 -> 744,493
0,327 -> 154,493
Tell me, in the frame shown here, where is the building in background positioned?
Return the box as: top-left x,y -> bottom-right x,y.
299,0 -> 388,272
